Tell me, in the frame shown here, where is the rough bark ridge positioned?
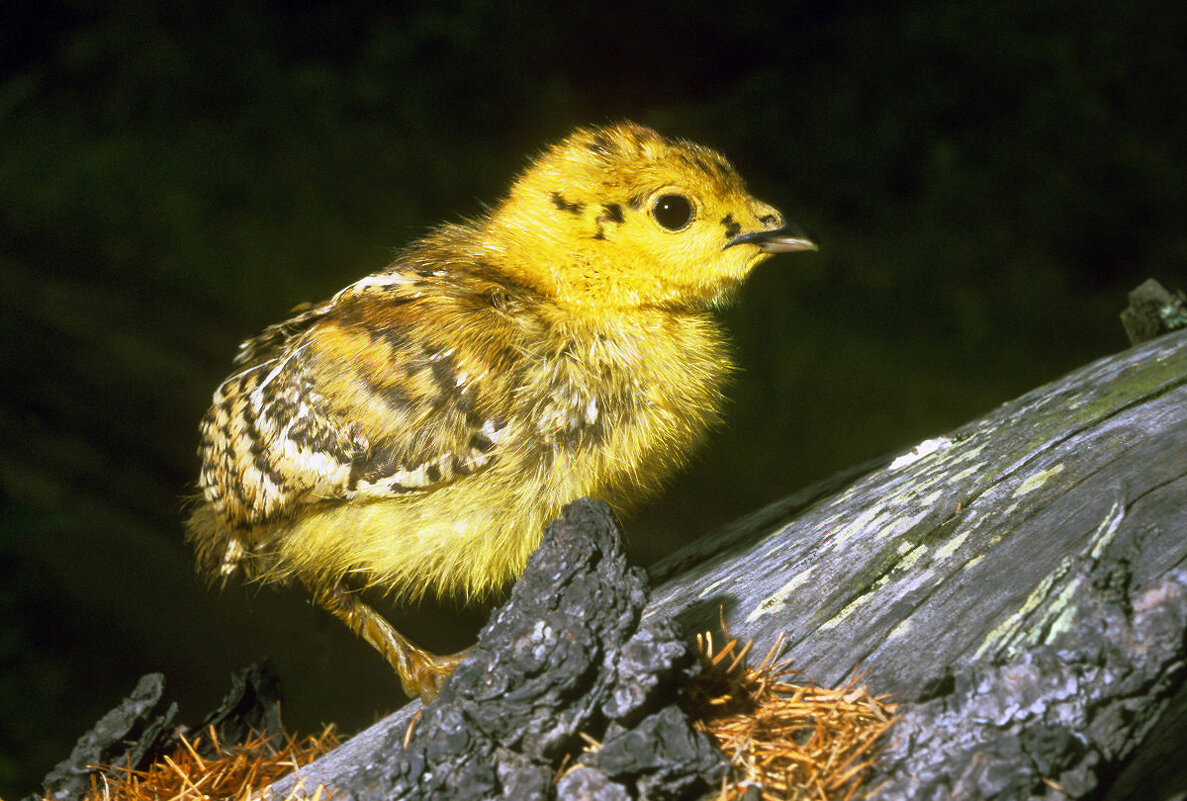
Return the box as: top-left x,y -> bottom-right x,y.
326,498 -> 724,801
868,562 -> 1187,799
31,663 -> 283,801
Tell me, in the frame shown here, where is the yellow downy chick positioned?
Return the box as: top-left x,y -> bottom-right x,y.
187,122 -> 816,699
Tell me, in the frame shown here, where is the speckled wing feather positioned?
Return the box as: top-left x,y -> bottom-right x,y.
198,262 -> 516,533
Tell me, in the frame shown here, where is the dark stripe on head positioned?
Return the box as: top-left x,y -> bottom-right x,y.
550,192 -> 583,214
586,131 -> 618,157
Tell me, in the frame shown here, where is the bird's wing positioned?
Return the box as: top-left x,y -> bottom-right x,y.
199,267 -> 521,529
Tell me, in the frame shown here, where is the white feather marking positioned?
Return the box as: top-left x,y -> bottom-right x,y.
343,273 -> 416,292
481,418 -> 506,441
251,344 -> 310,404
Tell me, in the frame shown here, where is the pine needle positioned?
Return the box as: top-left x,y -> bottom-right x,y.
688,629 -> 897,801
75,723 -> 341,801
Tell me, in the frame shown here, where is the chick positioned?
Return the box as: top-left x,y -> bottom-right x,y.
187,122 -> 816,700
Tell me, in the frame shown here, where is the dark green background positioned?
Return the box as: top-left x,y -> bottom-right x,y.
2,0 -> 1184,793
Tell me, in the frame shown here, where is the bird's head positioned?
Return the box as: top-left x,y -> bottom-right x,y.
484,122 -> 817,311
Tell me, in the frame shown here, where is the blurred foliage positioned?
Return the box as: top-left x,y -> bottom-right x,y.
2,0 -> 1185,794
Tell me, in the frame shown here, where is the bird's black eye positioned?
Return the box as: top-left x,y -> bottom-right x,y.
652,194 -> 694,231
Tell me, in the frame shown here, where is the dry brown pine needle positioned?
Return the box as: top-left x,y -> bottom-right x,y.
76,723 -> 341,801
687,630 -> 897,801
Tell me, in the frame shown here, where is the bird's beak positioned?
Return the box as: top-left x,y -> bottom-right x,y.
725,220 -> 819,254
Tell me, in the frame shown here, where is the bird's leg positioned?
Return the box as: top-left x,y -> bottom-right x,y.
305,579 -> 471,702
